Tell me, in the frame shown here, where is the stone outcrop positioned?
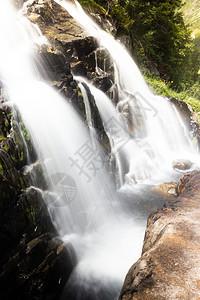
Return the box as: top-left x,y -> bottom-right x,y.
0,93 -> 76,299
25,0 -> 114,160
25,0 -> 113,149
152,181 -> 178,198
172,159 -> 193,171
169,97 -> 200,147
120,171 -> 200,300
25,0 -> 109,82
0,234 -> 75,300
25,0 -> 87,46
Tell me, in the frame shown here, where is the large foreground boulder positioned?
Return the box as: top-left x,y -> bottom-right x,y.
120,171 -> 200,300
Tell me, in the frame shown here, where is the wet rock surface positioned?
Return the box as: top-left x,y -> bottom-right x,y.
169,97 -> 200,146
152,181 -> 178,198
26,0 -> 112,152
0,91 -> 76,299
172,159 -> 193,171
0,4 -> 114,297
0,234 -> 76,300
25,0 -> 87,47
120,171 -> 200,300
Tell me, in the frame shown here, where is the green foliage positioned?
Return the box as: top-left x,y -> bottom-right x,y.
125,0 -> 198,86
109,4 -> 130,34
77,0 -> 106,14
144,72 -> 200,121
77,0 -> 200,90
77,0 -> 200,114
182,0 -> 200,48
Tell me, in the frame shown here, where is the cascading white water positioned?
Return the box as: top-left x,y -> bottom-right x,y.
1,0 -> 118,234
55,0 -> 200,186
1,1 -> 147,299
74,76 -> 159,186
76,81 -> 97,145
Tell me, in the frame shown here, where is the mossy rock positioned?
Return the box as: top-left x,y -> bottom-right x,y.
0,233 -> 76,300
0,187 -> 56,259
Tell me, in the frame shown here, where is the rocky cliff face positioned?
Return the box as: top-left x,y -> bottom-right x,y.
25,0 -> 113,155
120,171 -> 200,300
0,93 -> 76,299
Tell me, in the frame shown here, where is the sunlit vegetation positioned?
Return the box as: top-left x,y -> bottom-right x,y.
77,0 -> 200,115
143,73 -> 200,120
182,0 -> 200,49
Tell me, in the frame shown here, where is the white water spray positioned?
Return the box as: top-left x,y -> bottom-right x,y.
0,1 -> 146,298
55,0 -> 200,186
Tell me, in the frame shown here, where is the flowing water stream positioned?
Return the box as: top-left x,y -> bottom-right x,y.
1,0 -> 200,299
56,0 -> 200,186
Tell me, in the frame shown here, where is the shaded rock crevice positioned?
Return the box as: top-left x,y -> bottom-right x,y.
169,97 -> 200,147
0,233 -> 76,300
0,91 -> 76,299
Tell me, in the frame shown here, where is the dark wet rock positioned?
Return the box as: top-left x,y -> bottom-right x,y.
0,148 -> 24,186
36,45 -> 71,81
0,233 -> 76,300
71,61 -> 87,77
169,97 -> 200,146
0,186 -> 55,259
35,45 -> 85,119
81,82 -> 111,155
23,160 -> 48,190
25,0 -> 115,157
0,91 -> 75,299
172,159 -> 192,171
0,102 -> 29,200
18,187 -> 56,237
35,44 -> 82,110
0,109 -> 76,299
0,105 -> 36,168
120,171 -> 200,300
95,48 -> 114,75
92,74 -> 113,92
88,48 -> 114,93
69,37 -> 98,60
0,104 -> 12,138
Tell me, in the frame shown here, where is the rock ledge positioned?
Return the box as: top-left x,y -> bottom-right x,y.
120,171 -> 200,300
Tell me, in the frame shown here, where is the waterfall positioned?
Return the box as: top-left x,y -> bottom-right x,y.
55,0 -> 200,186
0,0 -> 119,235
0,1 -> 146,299
1,0 -> 200,299
76,80 -> 97,144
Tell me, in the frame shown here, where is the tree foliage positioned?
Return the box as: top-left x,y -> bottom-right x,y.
78,0 -> 200,89
124,0 -> 199,87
